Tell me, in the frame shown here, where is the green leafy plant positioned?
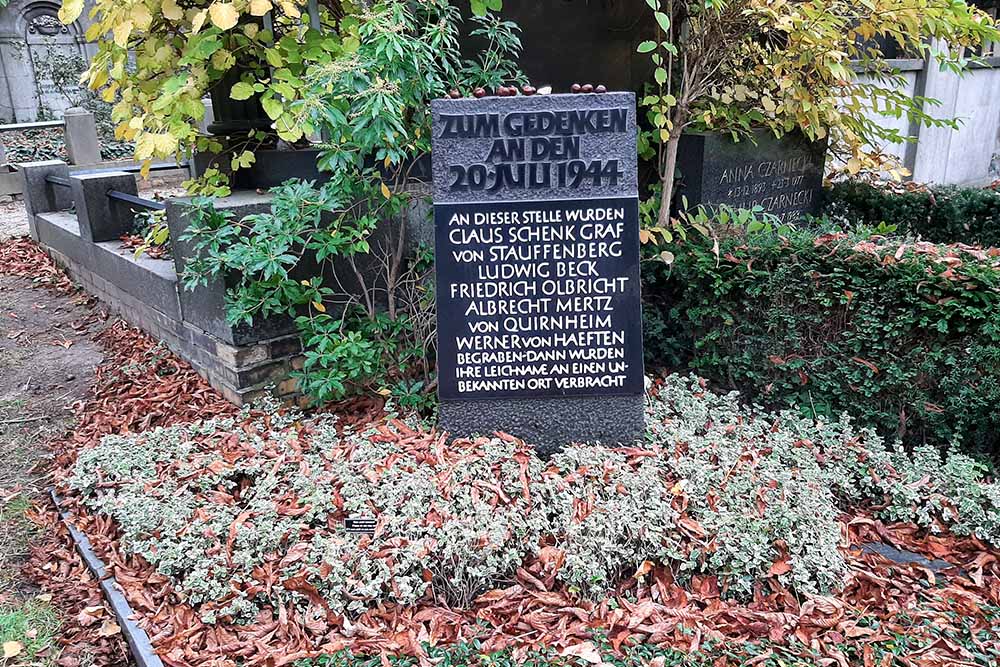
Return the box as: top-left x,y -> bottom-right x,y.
642,225 -> 1000,455
181,1 -> 521,408
824,180 -> 1000,248
127,209 -> 172,259
58,0 -> 509,180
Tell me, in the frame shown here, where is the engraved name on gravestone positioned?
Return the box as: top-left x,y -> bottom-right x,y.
677,130 -> 827,223
431,92 -> 645,453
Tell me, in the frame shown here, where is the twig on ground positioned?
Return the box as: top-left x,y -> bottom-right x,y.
0,415 -> 51,425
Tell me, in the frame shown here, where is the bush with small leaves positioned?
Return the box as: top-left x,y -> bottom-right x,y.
67,375 -> 1000,620
543,447 -> 682,598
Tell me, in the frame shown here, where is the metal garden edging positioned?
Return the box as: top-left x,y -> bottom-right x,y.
49,489 -> 165,667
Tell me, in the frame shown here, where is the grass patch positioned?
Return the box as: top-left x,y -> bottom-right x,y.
1,399 -> 42,598
0,494 -> 37,597
0,599 -> 60,667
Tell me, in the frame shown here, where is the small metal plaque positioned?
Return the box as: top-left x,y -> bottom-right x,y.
345,517 -> 377,535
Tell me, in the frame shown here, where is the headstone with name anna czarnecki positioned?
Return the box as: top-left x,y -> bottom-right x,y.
431,92 -> 644,454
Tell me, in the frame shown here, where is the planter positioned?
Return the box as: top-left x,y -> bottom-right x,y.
207,67 -> 272,136
675,129 -> 827,224
193,148 -> 433,191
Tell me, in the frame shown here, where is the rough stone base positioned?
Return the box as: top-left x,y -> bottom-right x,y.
37,214 -> 304,406
439,394 -> 646,456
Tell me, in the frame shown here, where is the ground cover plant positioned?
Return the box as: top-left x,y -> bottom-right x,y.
823,180 -> 1000,248
65,375 -> 1000,622
642,226 -> 1000,455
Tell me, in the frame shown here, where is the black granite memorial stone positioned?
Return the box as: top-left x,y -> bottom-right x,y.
431,92 -> 645,454
676,129 -> 827,224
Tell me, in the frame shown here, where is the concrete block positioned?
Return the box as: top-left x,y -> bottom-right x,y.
166,193 -> 297,345
0,171 -> 22,197
63,107 -> 102,166
70,171 -> 139,242
269,335 -> 301,358
91,241 -> 181,320
20,160 -> 72,241
33,212 -> 92,267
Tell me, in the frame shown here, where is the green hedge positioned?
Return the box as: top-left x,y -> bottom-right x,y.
823,181 -> 1000,247
643,228 -> 1000,454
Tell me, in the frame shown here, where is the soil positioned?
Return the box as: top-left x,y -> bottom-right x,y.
0,274 -> 108,600
0,197 -> 27,241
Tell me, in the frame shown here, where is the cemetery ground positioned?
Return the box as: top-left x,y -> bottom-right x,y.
0,235 -> 998,667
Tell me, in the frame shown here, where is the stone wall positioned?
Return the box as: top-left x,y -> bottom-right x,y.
20,160 -> 310,406
0,0 -> 98,122
855,49 -> 1000,187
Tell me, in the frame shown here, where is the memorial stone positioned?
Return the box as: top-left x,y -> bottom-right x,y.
431,92 -> 645,454
676,129 -> 827,224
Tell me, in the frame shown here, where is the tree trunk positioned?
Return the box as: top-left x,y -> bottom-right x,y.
657,131 -> 682,228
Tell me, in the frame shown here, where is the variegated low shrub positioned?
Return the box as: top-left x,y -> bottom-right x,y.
543,447 -> 682,598
68,375 -> 1000,622
70,411 -> 549,621
645,377 -> 848,597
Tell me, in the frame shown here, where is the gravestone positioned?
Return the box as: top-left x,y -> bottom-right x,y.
676,129 -> 827,224
431,92 -> 645,454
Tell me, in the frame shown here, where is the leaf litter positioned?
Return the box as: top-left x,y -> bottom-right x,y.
2,237 -> 998,667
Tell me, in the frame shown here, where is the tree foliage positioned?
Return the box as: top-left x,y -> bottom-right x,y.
637,0 -> 1000,227
57,0 -> 505,178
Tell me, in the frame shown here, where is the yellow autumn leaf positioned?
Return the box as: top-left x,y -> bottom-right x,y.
161,0 -> 184,21
85,22 -> 102,41
113,20 -> 133,47
250,0 -> 273,16
190,8 -> 208,33
846,157 -> 862,175
58,0 -> 84,24
280,1 -> 301,18
380,181 -> 391,199
101,82 -> 119,102
312,301 -> 326,313
131,3 -> 153,30
209,3 -> 239,30
152,133 -> 178,154
3,641 -> 23,659
90,68 -> 108,89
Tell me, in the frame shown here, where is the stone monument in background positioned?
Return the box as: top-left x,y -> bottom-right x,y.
431,92 -> 645,453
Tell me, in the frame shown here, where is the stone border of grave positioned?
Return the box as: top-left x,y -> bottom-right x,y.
19,160 -> 430,405
49,489 -> 164,667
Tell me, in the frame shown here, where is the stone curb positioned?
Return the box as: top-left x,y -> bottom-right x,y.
49,489 -> 165,667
